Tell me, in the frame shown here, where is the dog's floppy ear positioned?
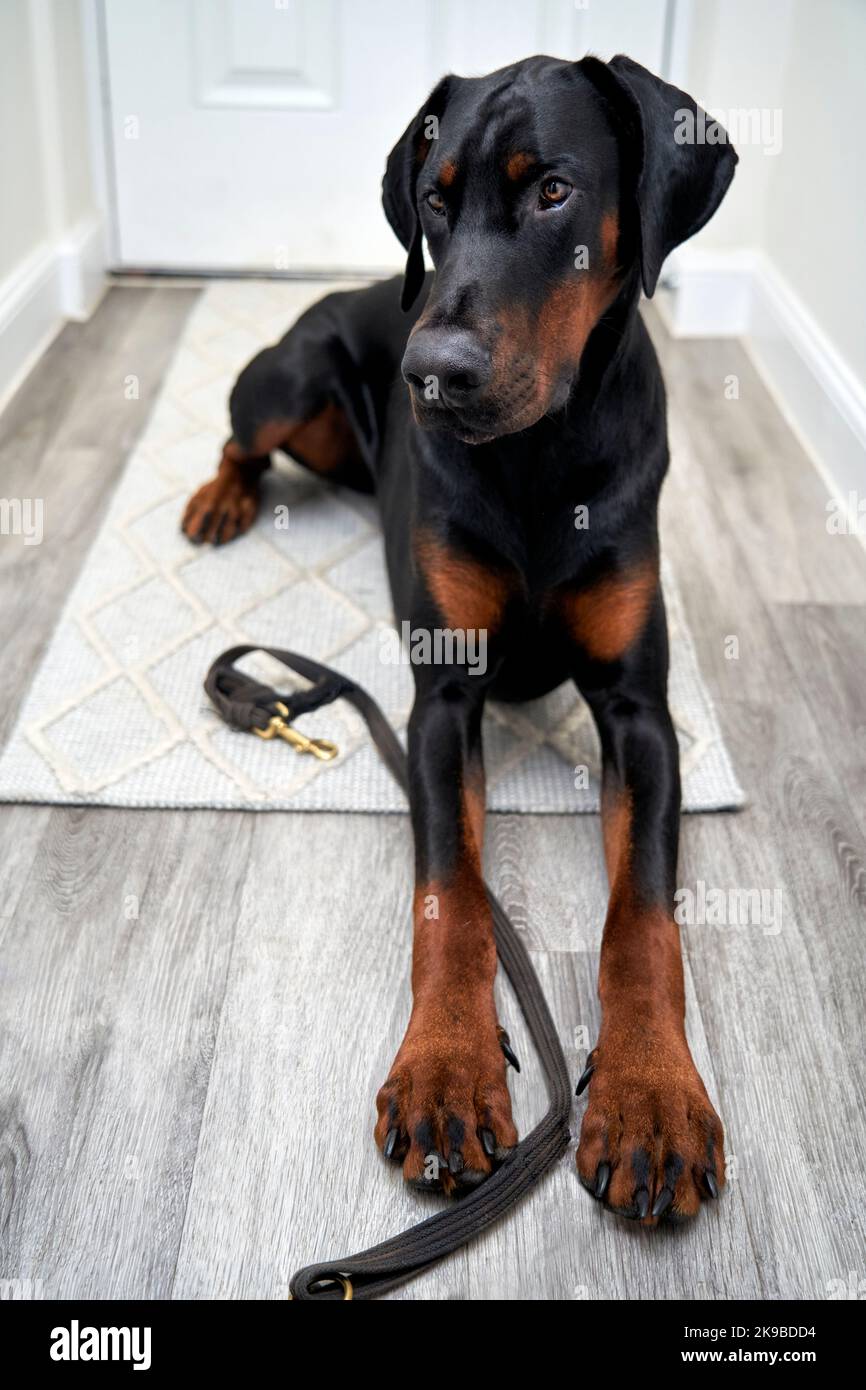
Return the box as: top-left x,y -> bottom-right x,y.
580,55 -> 737,297
382,75 -> 453,311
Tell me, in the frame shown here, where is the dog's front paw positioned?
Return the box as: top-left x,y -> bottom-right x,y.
375,1004 -> 518,1194
575,1026 -> 724,1223
181,469 -> 260,545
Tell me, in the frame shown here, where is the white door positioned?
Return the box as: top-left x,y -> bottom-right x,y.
100,0 -> 670,273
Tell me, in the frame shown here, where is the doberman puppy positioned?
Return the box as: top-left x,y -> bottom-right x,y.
182,55 -> 737,1223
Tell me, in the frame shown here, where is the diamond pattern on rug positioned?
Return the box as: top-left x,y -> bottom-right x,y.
90,576 -> 202,664
31,676 -> 179,793
0,281 -> 745,814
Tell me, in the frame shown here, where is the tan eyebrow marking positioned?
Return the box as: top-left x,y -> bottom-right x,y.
439,159 -> 458,186
505,151 -> 534,180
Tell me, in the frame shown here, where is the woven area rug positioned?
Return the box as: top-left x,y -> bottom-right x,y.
0,281 -> 744,814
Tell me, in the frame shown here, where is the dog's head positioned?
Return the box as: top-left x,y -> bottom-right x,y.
383,54 -> 737,444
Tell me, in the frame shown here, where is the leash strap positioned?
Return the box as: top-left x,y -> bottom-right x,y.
204,644 -> 573,1300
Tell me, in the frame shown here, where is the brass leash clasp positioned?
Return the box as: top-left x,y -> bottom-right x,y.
253,700 -> 338,761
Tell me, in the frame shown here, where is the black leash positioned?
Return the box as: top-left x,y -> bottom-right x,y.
205,644 -> 573,1301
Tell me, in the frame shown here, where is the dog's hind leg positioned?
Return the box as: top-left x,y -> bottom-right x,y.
182,304 -> 376,545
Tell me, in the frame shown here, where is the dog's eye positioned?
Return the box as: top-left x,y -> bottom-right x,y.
425,191 -> 446,216
539,178 -> 573,208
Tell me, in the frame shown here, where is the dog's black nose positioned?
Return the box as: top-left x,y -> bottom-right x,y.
401,330 -> 491,407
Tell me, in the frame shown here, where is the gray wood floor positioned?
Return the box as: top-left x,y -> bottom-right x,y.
1,286 -> 864,1301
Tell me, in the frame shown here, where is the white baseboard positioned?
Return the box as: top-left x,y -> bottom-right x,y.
746,258 -> 866,507
57,215 -> 107,322
0,215 -> 106,415
655,246 -> 866,513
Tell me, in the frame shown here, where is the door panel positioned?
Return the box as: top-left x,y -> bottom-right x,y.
102,0 -> 668,271
191,0 -> 339,111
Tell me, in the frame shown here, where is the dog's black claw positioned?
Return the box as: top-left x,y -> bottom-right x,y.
448,1150 -> 464,1176
383,1127 -> 399,1160
635,1187 -> 650,1220
705,1171 -> 719,1199
575,1062 -> 595,1096
480,1128 -> 497,1158
500,1039 -> 521,1072
595,1162 -> 611,1200
652,1186 -> 674,1218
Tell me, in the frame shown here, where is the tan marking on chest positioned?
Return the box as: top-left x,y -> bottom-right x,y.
415,532 -> 512,634
561,559 -> 658,663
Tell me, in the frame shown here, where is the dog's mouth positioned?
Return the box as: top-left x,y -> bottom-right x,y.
410,397 -> 539,446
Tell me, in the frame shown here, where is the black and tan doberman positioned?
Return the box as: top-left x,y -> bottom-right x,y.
182,54 -> 736,1223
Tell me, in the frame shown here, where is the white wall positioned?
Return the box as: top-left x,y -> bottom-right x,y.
664,0 -> 866,501
51,0 -> 101,235
0,0 -> 105,409
670,0 -> 790,253
0,0 -> 49,283
761,0 -> 866,387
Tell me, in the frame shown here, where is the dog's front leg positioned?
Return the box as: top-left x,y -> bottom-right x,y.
574,605 -> 725,1224
375,673 -> 518,1193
